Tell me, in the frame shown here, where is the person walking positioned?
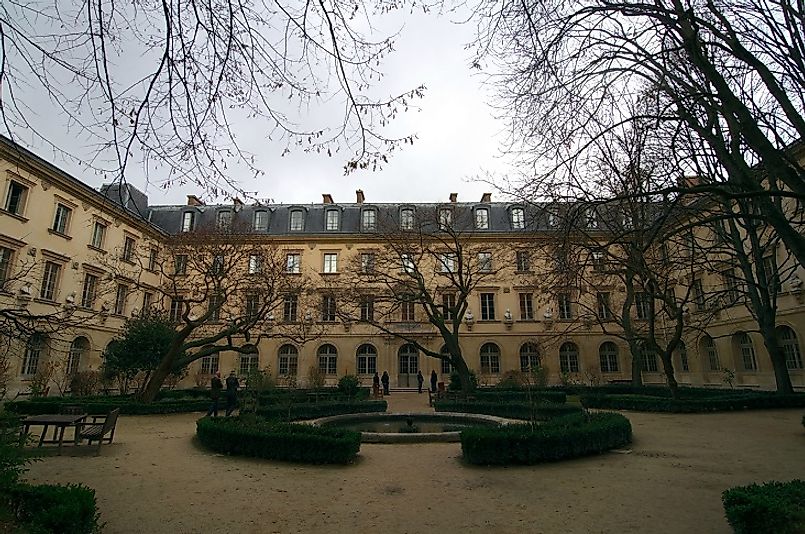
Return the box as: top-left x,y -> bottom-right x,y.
430,369 -> 438,393
416,370 -> 424,394
206,372 -> 223,417
381,370 -> 390,396
224,370 -> 240,416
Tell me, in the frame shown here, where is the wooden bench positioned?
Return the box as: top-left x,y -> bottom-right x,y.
77,408 -> 120,454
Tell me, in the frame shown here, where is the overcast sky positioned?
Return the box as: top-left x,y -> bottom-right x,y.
12,6 -> 514,207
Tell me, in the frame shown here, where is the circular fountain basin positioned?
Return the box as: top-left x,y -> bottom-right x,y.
310,412 -> 513,443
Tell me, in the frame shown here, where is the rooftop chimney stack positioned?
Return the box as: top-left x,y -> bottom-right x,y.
481,193 -> 492,203
187,195 -> 205,206
356,190 -> 365,204
322,194 -> 334,204
449,193 -> 458,203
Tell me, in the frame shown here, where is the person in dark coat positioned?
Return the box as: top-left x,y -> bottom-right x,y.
416,370 -> 424,393
381,370 -> 390,395
206,372 -> 223,417
430,370 -> 438,393
372,372 -> 381,398
224,370 -> 240,416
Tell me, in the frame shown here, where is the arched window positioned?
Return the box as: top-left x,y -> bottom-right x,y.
777,326 -> 803,369
480,343 -> 501,374
239,345 -> 259,376
356,344 -> 377,375
22,334 -> 47,376
440,345 -> 453,375
559,342 -> 580,373
519,343 -> 540,371
67,336 -> 89,375
278,345 -> 298,376
699,335 -> 719,371
200,348 -> 219,375
599,342 -> 619,373
735,332 -> 757,371
318,344 -> 338,375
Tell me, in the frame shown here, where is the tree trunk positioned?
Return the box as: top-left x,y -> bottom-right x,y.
628,341 -> 643,388
659,353 -> 679,400
139,350 -> 179,403
757,319 -> 793,394
451,352 -> 474,395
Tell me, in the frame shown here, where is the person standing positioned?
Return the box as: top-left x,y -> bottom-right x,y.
430,369 -> 438,393
225,370 -> 240,417
206,372 -> 223,417
381,370 -> 390,396
416,370 -> 424,394
372,372 -> 381,398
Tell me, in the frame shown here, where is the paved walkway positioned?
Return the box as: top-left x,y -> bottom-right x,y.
383,390 -> 434,412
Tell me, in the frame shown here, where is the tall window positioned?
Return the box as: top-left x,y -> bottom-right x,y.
587,210 -> 599,229
323,253 -> 338,273
142,291 -> 153,311
169,296 -> 184,322
67,337 -> 88,375
440,346 -> 453,374
480,343 -> 501,374
438,252 -> 456,273
318,344 -> 338,375
558,293 -> 572,320
510,207 -> 525,229
599,342 -> 619,373
722,269 -> 739,304
211,255 -> 224,274
357,344 -> 377,375
51,204 -> 72,234
321,295 -> 336,322
400,208 -> 414,230
361,209 -> 376,232
360,252 -> 375,274
39,261 -> 61,301
475,208 -> 489,229
676,342 -> 689,372
597,292 -> 611,320
442,293 -> 456,321
181,211 -> 196,232
80,273 -> 98,308
519,293 -> 534,320
239,349 -> 260,376
208,293 -> 224,321
289,210 -> 304,231
174,254 -> 188,275
763,254 -> 779,292
692,279 -> 705,311
283,294 -> 298,322
122,236 -> 135,262
559,342 -> 580,373
325,209 -> 339,231
515,251 -> 531,272
22,334 -> 46,376
360,295 -> 374,322
478,252 -> 492,273
401,295 -> 416,322
635,292 -> 651,320
200,351 -> 219,375
90,221 -> 107,249
278,345 -> 298,376
286,253 -> 301,273
480,293 -> 495,320
738,333 -> 758,371
438,208 -> 452,229
400,253 -> 415,273
777,326 -> 803,369
248,254 -> 262,274
591,251 -> 605,272
253,210 -> 268,231
114,284 -> 129,315
245,292 -> 260,320
519,342 -> 540,371
216,210 -> 231,228
700,335 -> 720,371
4,181 -> 28,215
148,248 -> 158,271
0,246 -> 11,288
641,345 -> 659,372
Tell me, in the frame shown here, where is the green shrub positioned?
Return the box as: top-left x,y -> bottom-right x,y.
474,389 -> 567,404
580,393 -> 805,413
10,483 -> 101,534
337,375 -> 361,398
722,480 -> 805,534
460,412 -> 632,465
5,396 -> 211,415
256,400 -> 387,421
196,417 -> 360,464
448,370 -> 478,391
434,400 -> 580,420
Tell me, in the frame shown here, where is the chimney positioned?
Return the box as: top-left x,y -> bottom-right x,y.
481,193 -> 492,203
356,190 -> 365,204
449,193 -> 458,203
233,197 -> 243,213
679,175 -> 701,189
322,194 -> 334,204
187,195 -> 205,206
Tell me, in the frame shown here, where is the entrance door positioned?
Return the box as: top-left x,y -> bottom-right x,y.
397,344 -> 419,388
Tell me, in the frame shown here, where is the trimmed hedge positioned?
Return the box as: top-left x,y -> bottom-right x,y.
564,385 -> 774,398
4,396 -> 212,415
460,412 -> 632,465
580,393 -> 805,413
434,400 -> 581,420
196,416 -> 360,464
473,390 -> 567,404
158,387 -> 371,402
722,480 -> 805,534
9,483 -> 101,533
255,400 -> 387,421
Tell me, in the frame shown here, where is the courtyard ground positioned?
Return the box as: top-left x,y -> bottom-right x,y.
22,392 -> 805,533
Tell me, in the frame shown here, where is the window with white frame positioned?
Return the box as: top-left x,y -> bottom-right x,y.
692,279 -> 705,311
641,345 -> 659,372
323,253 -> 338,273
558,293 -> 572,320
90,221 -> 107,249
400,253 -> 415,274
480,293 -> 495,320
587,209 -> 599,229
39,261 -> 61,301
285,253 -> 301,273
700,335 -> 720,370
475,208 -> 489,229
289,210 -> 304,231
148,248 -> 158,271
477,252 -> 492,273
360,252 -> 375,273
599,342 -> 619,373
208,293 -> 224,321
122,236 -> 135,262
635,292 -> 651,320
278,345 -> 298,376
216,210 -> 231,228
515,250 -> 531,272
442,293 -> 456,321
67,337 -> 88,375
510,207 -> 525,229
0,246 -> 13,289
676,342 -> 689,372
480,343 -> 501,374
4,180 -> 28,215
777,326 -> 803,369
211,254 -> 224,274
318,344 -> 338,375
591,251 -> 605,272
597,292 -> 611,320
245,292 -> 260,320
559,342 -> 580,373
321,295 -> 336,321
248,254 -> 262,274
283,294 -> 298,322
357,344 -> 377,375
519,342 -> 540,371
439,208 -> 452,229
81,273 -> 98,308
169,296 -> 184,322
114,284 -> 129,315
519,293 -> 534,320
51,203 -> 72,234
325,209 -> 340,231
239,347 -> 259,375
438,252 -> 456,273
142,291 -> 153,312
22,334 -> 46,376
181,211 -> 196,232
174,254 -> 188,275
440,346 -> 453,374
253,210 -> 268,231
400,208 -> 415,230
361,209 -> 377,231
200,351 -> 220,375
401,295 -> 416,322
360,295 -> 374,322
738,332 -> 758,371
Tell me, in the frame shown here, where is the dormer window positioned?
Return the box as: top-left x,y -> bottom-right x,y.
181,211 -> 196,232
289,209 -> 305,232
400,208 -> 415,230
216,210 -> 231,228
510,207 -> 524,230
253,210 -> 268,231
438,208 -> 452,229
475,208 -> 489,229
548,212 -> 558,227
325,209 -> 340,231
361,209 -> 377,232
587,209 -> 599,229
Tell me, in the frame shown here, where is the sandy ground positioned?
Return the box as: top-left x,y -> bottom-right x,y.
21,392 -> 805,534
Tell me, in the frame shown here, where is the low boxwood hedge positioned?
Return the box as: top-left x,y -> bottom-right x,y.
9,482 -> 101,533
722,480 -> 805,534
473,389 -> 567,404
196,416 -> 360,464
580,393 -> 805,413
434,400 -> 581,420
4,396 -> 212,415
460,412 -> 632,465
255,400 -> 387,421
